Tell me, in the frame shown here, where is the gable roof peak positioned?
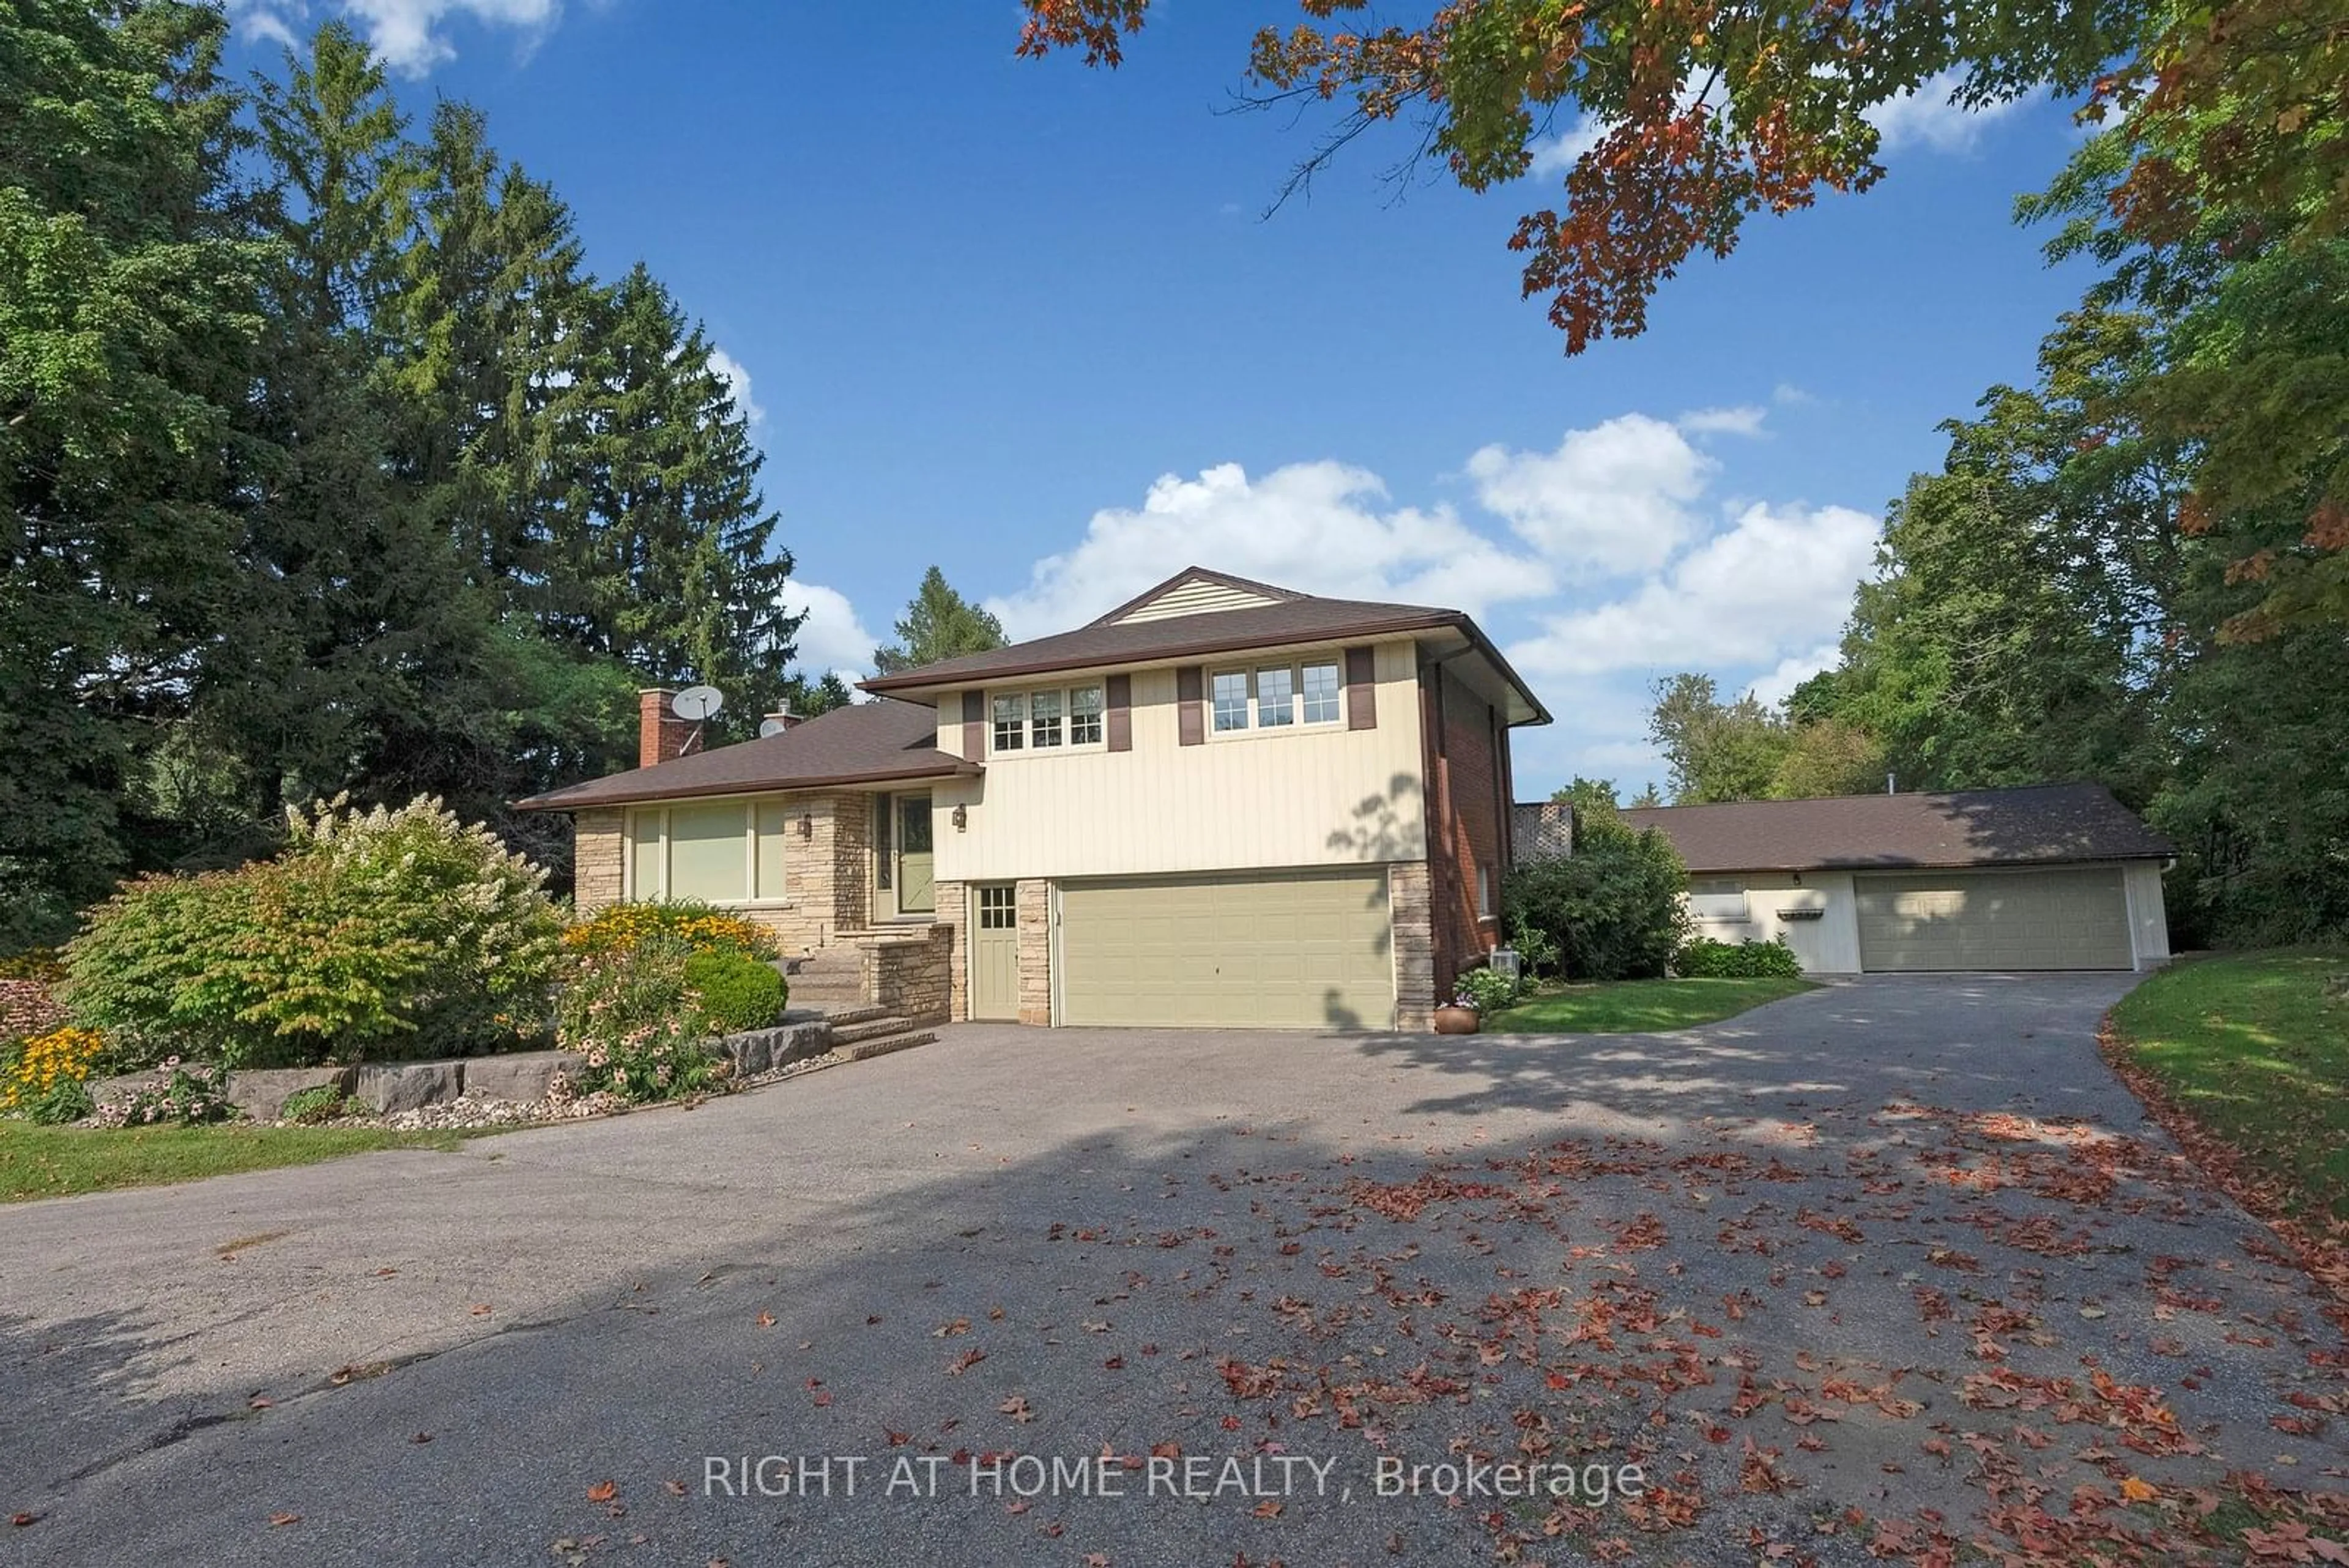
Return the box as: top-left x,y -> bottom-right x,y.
1089,565 -> 1310,628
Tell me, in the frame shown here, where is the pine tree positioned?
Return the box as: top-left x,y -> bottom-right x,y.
872,567 -> 1008,674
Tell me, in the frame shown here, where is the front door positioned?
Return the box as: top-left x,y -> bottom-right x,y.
970,884 -> 1019,1020
895,793 -> 934,915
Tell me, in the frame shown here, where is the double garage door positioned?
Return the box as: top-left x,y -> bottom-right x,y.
1057,868 -> 1395,1029
1855,868 -> 2134,972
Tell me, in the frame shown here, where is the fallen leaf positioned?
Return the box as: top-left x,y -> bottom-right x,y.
754,1312 -> 775,1329
586,1481 -> 617,1504
268,1512 -> 300,1528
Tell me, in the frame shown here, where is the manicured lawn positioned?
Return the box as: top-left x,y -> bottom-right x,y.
2106,946 -> 2349,1225
1486,976 -> 1817,1034
0,1121 -> 475,1203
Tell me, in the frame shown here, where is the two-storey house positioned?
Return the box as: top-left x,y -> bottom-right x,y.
519,567 -> 1549,1031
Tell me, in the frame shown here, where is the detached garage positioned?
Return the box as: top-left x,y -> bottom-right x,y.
1612,784 -> 2173,976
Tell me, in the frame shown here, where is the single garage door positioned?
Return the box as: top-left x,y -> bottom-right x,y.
1855,868 -> 2133,972
1058,868 -> 1394,1029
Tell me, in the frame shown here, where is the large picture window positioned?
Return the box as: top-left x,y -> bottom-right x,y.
624,801 -> 790,903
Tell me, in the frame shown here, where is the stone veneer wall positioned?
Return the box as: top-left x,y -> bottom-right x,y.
1389,860 -> 1436,1031
1015,878 -> 1052,1026
573,809 -> 625,915
863,926 -> 953,1024
932,879 -> 970,1021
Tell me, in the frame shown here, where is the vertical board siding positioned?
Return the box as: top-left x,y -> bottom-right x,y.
935,640 -> 1427,882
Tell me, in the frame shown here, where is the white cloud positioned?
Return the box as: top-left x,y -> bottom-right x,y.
1527,118 -> 1607,176
707,346 -> 765,427
1863,69 -> 2024,154
1507,500 -> 1880,678
985,460 -> 1555,641
226,0 -> 562,73
777,581 -> 877,685
1750,642 -> 1844,707
1466,414 -> 1715,576
1677,404 -> 1767,437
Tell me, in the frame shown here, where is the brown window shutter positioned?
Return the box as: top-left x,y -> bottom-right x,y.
1176,666 -> 1204,746
961,691 -> 984,759
1345,646 -> 1377,730
1106,674 -> 1132,752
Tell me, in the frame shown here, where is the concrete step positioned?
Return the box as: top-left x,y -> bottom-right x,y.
833,1030 -> 936,1064
788,987 -> 870,1009
812,1004 -> 892,1027
829,1014 -> 915,1046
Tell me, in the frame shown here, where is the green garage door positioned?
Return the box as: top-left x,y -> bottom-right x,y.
1058,868 -> 1395,1029
1855,868 -> 2133,972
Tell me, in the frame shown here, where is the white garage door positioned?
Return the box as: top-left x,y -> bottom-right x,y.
1058,868 -> 1395,1029
1855,868 -> 2133,972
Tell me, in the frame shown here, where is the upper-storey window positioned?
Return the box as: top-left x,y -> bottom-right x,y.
1302,660 -> 1342,724
1069,684 -> 1104,745
1211,671 -> 1250,732
990,682 -> 1105,755
1209,658 -> 1346,737
1031,689 -> 1064,748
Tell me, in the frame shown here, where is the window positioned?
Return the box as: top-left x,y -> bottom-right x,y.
1030,689 -> 1063,748
623,801 -> 789,903
1687,877 -> 1750,923
977,885 -> 1016,929
1302,660 -> 1342,724
1477,864 -> 1493,920
1256,665 -> 1295,727
990,683 -> 1110,755
1069,684 -> 1104,746
1211,670 -> 1250,732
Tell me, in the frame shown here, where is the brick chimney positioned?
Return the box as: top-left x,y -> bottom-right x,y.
639,688 -> 702,767
765,708 -> 804,732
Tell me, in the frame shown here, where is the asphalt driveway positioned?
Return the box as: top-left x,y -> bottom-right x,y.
3,975 -> 2343,1566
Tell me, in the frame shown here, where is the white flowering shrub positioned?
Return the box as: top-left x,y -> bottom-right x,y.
65,796 -> 565,1068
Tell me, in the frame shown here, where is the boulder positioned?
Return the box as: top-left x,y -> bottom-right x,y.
228,1066 -> 355,1121
353,1060 -> 463,1114
460,1050 -> 585,1104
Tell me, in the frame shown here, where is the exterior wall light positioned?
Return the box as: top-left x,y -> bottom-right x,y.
798,813 -> 812,839
951,804 -> 968,831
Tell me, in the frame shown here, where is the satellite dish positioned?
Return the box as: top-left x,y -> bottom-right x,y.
672,685 -> 725,722
757,718 -> 789,739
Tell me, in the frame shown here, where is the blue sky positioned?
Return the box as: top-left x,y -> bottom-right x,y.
223,1 -> 2101,797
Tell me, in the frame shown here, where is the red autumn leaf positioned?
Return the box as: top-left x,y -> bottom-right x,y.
586,1481 -> 617,1503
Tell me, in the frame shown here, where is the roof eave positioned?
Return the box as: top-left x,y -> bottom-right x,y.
514,759 -> 982,814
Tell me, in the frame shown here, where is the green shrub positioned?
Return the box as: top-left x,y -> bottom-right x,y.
1674,936 -> 1804,979
1451,967 -> 1518,1014
95,1060 -> 236,1128
278,1083 -> 348,1124
1505,820 -> 1690,981
23,1077 -> 95,1126
683,949 -> 787,1035
555,935 -> 725,1102
1506,916 -> 1562,981
62,796 -> 566,1069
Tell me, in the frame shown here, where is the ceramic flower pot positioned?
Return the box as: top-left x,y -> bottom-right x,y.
1432,1004 -> 1481,1035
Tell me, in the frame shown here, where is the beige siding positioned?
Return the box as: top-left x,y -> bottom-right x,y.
933,639 -> 1425,883
1115,578 -> 1282,622
1682,871 -> 1863,975
2123,860 -> 2172,970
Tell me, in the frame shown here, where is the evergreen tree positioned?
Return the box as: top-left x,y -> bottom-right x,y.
872,567 -> 1008,674
0,0 -> 269,945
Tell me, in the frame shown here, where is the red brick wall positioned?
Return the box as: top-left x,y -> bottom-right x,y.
1422,664 -> 1508,990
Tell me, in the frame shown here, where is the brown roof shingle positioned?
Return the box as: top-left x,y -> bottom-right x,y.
857,566 -> 1551,724
514,699 -> 974,812
1617,784 -> 2173,874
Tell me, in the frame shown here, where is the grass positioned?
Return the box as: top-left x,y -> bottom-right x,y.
0,1121 -> 477,1203
1485,975 -> 1817,1034
2106,946 -> 2349,1226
